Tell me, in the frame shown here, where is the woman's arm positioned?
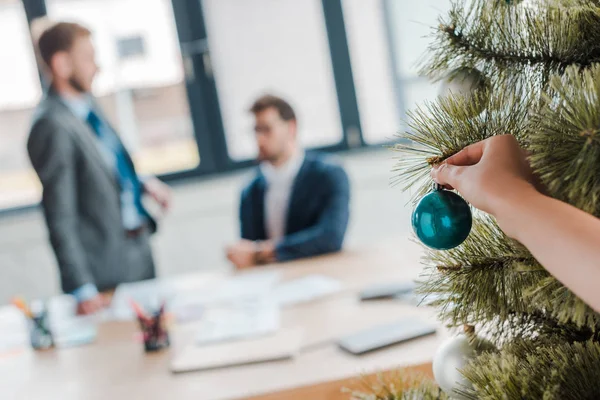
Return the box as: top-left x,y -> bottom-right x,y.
498,185 -> 600,313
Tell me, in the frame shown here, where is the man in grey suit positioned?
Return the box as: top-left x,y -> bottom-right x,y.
28,22 -> 171,315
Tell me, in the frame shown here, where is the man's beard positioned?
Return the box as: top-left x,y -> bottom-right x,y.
68,75 -> 88,93
258,150 -> 285,165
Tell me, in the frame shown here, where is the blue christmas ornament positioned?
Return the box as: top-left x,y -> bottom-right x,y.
412,184 -> 472,250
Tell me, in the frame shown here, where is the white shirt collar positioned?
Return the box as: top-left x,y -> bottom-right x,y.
60,94 -> 93,121
260,150 -> 305,185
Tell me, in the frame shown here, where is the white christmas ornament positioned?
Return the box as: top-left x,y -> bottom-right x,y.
438,67 -> 487,100
433,333 -> 492,399
438,67 -> 489,118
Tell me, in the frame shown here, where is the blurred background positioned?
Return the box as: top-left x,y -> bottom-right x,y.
0,0 -> 449,303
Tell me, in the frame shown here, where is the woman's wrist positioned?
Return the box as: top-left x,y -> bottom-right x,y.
491,181 -> 541,240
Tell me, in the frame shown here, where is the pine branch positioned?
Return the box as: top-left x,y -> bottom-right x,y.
392,90 -> 530,204
421,1 -> 600,94
416,216 -> 600,338
415,216 -> 543,328
460,339 -> 600,399
527,276 -> 600,329
528,64 -> 600,216
345,370 -> 447,400
469,309 -> 594,346
438,8 -> 600,69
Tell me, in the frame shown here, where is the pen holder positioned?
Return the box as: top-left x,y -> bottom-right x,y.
138,312 -> 170,352
29,310 -> 54,350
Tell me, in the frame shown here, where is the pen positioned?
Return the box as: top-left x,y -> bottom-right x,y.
129,299 -> 150,323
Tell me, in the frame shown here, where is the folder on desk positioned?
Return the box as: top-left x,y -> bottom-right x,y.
170,327 -> 304,373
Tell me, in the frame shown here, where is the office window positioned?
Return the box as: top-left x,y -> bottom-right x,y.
202,0 -> 343,161
387,0 -> 452,110
342,0 -> 401,144
0,0 -> 44,210
46,0 -> 200,175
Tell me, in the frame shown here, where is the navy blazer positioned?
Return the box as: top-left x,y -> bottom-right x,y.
240,153 -> 350,261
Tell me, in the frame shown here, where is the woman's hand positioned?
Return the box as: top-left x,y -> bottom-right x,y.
431,135 -> 538,221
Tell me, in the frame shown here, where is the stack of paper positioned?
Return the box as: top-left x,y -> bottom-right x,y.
195,298 -> 280,345
190,274 -> 342,347
51,318 -> 98,348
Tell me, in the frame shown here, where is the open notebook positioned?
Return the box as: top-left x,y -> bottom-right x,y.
170,327 -> 303,373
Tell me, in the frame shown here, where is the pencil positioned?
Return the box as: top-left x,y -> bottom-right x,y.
11,297 -> 33,318
12,297 -> 50,336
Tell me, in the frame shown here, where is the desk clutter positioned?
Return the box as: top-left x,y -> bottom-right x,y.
1,271 -> 342,356
2,271 -> 436,376
0,239 -> 442,400
5,296 -> 97,352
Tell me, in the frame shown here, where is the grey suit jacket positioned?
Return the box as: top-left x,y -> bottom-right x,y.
27,89 -> 156,293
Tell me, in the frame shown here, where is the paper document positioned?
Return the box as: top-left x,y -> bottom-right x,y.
110,270 -> 282,320
272,275 -> 343,306
195,298 -> 280,345
190,269 -> 282,306
0,306 -> 28,353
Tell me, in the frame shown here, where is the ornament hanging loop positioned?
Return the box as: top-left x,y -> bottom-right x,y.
432,182 -> 443,191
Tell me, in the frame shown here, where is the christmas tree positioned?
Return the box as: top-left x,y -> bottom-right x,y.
352,0 -> 600,398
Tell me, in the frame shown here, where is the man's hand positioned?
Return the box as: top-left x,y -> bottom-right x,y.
255,240 -> 276,265
226,240 -> 277,269
226,240 -> 257,269
143,177 -> 172,213
76,294 -> 109,315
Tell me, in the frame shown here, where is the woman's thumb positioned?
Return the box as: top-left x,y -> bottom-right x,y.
431,162 -> 463,188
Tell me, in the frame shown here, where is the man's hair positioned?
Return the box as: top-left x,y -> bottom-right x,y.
249,95 -> 296,122
37,22 -> 91,68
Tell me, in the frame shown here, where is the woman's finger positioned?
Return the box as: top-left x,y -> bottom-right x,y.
444,141 -> 485,167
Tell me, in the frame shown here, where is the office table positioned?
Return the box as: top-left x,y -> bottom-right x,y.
0,236 -> 446,400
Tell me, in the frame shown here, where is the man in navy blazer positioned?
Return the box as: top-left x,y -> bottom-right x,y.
226,95 -> 350,268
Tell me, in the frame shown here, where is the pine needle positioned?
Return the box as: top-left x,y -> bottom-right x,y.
345,370 -> 447,400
